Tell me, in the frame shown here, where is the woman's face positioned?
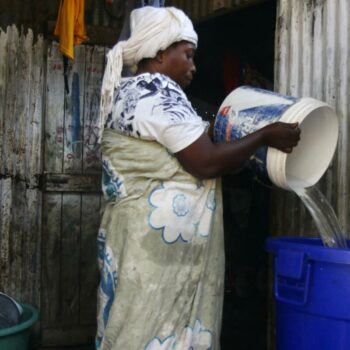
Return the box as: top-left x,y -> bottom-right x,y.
160,41 -> 196,89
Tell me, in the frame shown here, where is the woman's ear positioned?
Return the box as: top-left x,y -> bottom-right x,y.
155,50 -> 164,63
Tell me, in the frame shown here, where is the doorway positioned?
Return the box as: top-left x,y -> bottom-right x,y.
187,1 -> 277,349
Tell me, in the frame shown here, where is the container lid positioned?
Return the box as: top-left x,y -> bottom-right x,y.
265,237 -> 350,264
0,293 -> 23,329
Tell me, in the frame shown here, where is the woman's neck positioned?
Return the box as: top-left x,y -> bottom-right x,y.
136,59 -> 161,76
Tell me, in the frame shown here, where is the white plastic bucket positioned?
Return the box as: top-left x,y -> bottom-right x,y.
214,86 -> 339,190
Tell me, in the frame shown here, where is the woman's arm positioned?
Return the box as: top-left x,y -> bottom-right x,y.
175,122 -> 300,179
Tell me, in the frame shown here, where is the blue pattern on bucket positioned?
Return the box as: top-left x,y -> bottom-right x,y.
233,104 -> 294,139
239,104 -> 294,178
214,97 -> 299,180
213,110 -> 229,143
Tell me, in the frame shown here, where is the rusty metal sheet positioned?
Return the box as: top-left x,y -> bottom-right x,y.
167,0 -> 268,21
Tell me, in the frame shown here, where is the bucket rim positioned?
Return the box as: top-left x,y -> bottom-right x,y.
0,304 -> 39,337
265,236 -> 350,264
266,98 -> 338,189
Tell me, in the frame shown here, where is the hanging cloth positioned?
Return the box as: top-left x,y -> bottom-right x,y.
54,0 -> 88,59
54,0 -> 88,93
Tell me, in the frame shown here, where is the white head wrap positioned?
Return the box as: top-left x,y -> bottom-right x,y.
98,6 -> 198,142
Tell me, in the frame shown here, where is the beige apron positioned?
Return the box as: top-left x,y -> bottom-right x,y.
96,129 -> 225,350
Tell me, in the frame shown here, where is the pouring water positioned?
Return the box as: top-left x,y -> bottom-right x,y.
288,178 -> 348,249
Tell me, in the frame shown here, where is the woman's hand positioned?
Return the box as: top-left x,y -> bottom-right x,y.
261,122 -> 301,153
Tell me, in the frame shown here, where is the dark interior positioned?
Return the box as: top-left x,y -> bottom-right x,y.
187,2 -> 277,349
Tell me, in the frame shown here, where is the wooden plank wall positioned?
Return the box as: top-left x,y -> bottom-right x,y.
42,42 -> 105,346
0,25 -> 44,308
0,25 -> 105,347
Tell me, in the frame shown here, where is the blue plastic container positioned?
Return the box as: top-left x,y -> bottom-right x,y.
265,237 -> 350,350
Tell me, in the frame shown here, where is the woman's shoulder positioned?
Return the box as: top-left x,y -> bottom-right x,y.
120,72 -> 183,95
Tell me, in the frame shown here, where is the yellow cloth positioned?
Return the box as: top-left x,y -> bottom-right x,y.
54,0 -> 88,59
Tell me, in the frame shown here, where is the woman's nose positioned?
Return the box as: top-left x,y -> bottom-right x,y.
191,63 -> 196,74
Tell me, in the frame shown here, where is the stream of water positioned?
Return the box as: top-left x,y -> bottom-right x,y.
288,180 -> 348,249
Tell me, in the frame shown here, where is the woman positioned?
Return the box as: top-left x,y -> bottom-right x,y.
96,6 -> 300,350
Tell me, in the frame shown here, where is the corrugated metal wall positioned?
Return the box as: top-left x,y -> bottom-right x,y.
269,1 -> 350,348
166,0 -> 267,21
271,0 -> 350,238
